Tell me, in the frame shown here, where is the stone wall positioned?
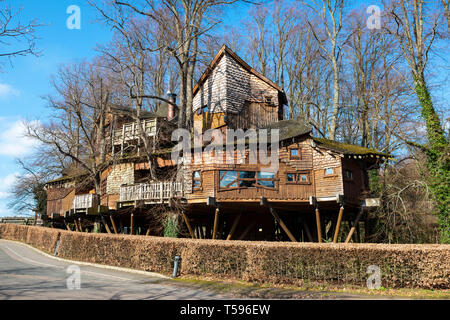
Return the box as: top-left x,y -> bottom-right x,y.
106,163 -> 135,195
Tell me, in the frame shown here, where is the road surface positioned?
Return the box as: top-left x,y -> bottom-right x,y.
0,239 -> 233,300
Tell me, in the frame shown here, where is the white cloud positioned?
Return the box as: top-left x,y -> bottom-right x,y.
0,119 -> 40,157
0,83 -> 19,99
0,172 -> 18,199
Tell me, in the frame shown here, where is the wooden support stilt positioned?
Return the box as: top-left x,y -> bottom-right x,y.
130,214 -> 134,235
64,220 -> 71,231
315,208 -> 322,243
345,207 -> 364,243
145,226 -> 151,236
78,218 -> 82,232
226,212 -> 242,240
110,215 -> 118,234
237,222 -> 255,240
301,219 -> 313,242
269,206 -> 297,242
212,207 -> 220,240
181,212 -> 196,239
199,225 -> 205,239
101,216 -> 111,234
333,206 -> 344,243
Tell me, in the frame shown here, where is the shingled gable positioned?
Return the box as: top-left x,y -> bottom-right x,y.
193,45 -> 288,114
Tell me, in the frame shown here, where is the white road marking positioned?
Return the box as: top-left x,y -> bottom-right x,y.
0,243 -> 132,282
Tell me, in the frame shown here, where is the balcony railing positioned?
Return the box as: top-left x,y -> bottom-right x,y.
120,182 -> 184,203
73,194 -> 99,210
113,119 -> 157,145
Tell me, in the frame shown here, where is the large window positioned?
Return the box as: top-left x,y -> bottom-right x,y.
219,170 -> 276,190
286,172 -> 311,184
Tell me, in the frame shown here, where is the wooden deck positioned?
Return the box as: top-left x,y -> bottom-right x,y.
118,182 -> 184,207
113,119 -> 157,145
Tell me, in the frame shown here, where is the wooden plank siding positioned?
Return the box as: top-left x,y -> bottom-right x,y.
342,158 -> 367,203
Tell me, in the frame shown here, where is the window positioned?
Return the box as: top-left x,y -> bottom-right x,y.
219,171 -> 238,189
324,167 -> 335,176
286,172 -> 311,184
238,171 -> 256,188
256,172 -> 276,188
344,170 -> 353,180
193,171 -> 202,191
289,148 -> 301,160
219,170 -> 276,190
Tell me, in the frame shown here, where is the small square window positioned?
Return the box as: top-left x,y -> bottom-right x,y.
324,168 -> 334,175
290,148 -> 301,159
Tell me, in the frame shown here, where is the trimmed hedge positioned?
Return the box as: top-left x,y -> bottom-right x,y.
1,224 -> 449,289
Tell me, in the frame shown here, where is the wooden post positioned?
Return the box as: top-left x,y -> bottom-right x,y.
101,216 -> 111,234
345,207 -> 364,243
64,220 -> 71,231
315,208 -> 322,243
333,206 -> 344,243
78,218 -> 82,232
110,215 -> 118,234
212,207 -> 220,240
237,222 -> 255,240
226,212 -> 242,240
269,206 -> 297,242
130,214 -> 134,235
181,212 -> 196,239
301,219 -> 314,242
145,226 -> 151,236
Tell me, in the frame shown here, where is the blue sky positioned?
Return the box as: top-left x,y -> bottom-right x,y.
0,1 -> 113,216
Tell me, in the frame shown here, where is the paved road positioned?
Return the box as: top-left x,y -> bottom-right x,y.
0,240 -> 233,300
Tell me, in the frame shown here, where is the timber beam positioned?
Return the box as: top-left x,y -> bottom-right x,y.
226,210 -> 242,241
212,207 -> 221,240
181,211 -> 196,239
261,197 -> 297,242
315,207 -> 322,243
101,215 -> 112,234
333,206 -> 344,243
110,215 -> 118,234
345,207 -> 365,243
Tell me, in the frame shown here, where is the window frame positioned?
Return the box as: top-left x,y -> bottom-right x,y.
324,167 -> 336,177
218,170 -> 277,191
286,171 -> 311,185
289,148 -> 301,160
193,170 -> 202,191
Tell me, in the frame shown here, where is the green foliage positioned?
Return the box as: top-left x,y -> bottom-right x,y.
163,214 -> 179,238
414,78 -> 449,243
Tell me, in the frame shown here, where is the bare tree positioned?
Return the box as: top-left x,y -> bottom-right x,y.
303,0 -> 345,140
0,0 -> 42,66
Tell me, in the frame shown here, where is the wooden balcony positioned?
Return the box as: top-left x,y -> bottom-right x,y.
119,182 -> 184,207
72,194 -> 106,215
113,119 -> 157,146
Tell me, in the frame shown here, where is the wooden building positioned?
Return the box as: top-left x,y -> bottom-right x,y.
44,45 -> 388,242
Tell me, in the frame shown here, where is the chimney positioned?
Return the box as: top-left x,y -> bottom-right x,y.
167,91 -> 177,121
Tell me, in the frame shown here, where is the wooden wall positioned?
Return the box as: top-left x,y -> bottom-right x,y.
312,147 -> 344,198
342,158 -> 367,202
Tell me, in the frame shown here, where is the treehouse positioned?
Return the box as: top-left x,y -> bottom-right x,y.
43,45 -> 389,242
